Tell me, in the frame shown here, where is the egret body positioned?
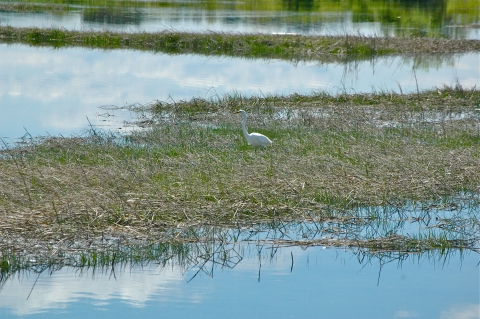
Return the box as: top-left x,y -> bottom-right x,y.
235,110 -> 272,147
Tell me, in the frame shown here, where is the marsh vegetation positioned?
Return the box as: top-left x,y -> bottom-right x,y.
1,26 -> 480,62
1,86 -> 479,276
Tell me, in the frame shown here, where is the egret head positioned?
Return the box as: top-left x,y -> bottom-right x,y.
235,110 -> 246,115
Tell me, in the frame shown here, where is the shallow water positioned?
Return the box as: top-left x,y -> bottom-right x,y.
0,246 -> 478,319
1,202 -> 478,318
1,43 -> 478,141
0,0 -> 479,39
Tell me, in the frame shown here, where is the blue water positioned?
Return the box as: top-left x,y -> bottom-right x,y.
0,246 -> 478,318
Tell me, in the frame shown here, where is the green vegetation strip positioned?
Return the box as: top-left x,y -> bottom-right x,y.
0,3 -> 67,12
1,26 -> 480,61
0,86 -> 479,267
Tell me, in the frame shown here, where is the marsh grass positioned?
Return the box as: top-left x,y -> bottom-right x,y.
0,3 -> 67,12
0,86 -> 478,269
1,26 -> 480,61
0,216 -> 477,284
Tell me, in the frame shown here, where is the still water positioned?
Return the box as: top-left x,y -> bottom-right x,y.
0,246 -> 478,318
1,43 -> 479,140
0,0 -> 479,39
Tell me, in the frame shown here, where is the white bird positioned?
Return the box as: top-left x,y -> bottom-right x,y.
235,110 -> 272,147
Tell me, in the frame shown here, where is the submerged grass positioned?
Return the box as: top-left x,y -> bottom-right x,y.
1,26 -> 480,61
0,217 -> 477,284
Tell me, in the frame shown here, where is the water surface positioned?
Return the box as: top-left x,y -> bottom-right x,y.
0,0 -> 479,39
0,246 -> 478,319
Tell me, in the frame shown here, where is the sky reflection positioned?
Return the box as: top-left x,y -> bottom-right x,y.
0,247 -> 478,318
1,44 -> 478,140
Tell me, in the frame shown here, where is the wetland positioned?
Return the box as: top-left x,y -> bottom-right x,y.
0,0 -> 479,317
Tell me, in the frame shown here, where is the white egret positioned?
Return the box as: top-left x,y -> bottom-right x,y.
235,110 -> 272,147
